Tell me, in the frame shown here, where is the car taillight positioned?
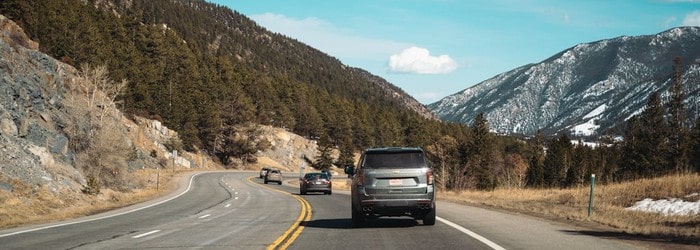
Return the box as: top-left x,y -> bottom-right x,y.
427,169 -> 434,185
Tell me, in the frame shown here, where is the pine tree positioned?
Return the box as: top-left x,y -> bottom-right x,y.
690,116 -> 700,173
666,57 -> 690,174
313,133 -> 334,171
597,132 -> 620,184
543,133 -> 572,187
621,92 -> 670,179
336,137 -> 356,168
404,115 -> 430,147
470,113 -> 496,190
639,92 -> 671,177
351,102 -> 375,148
564,141 -> 590,187
526,130 -> 545,188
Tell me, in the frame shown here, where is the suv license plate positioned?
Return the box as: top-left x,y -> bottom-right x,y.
389,179 -> 402,186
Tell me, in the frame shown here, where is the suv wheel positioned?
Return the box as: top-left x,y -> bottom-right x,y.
351,207 -> 364,227
423,206 -> 436,226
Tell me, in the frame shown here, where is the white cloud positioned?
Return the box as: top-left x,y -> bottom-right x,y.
388,47 -> 458,74
682,11 -> 700,26
250,13 -> 409,61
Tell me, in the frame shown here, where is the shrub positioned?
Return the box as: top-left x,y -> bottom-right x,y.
81,175 -> 100,195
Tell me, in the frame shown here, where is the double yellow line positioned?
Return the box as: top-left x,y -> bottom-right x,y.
247,176 -> 311,250
269,194 -> 311,249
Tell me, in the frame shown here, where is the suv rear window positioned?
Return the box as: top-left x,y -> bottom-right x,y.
362,151 -> 427,169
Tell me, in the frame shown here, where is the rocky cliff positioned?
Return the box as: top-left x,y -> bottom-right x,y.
0,14 -> 216,196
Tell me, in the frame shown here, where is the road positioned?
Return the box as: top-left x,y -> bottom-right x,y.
0,171 -> 642,249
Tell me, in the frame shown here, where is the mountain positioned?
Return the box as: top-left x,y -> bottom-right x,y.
107,0 -> 434,120
0,0 -> 442,156
429,27 -> 700,137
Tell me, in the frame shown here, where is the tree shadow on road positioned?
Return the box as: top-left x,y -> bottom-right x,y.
303,217 -> 419,229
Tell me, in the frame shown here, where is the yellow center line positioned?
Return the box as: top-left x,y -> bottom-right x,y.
247,176 -> 311,250
280,196 -> 311,249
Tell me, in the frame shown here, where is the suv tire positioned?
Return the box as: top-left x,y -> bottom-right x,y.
423,205 -> 436,226
351,207 -> 364,228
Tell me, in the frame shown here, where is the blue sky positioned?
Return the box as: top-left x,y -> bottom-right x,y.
208,0 -> 700,104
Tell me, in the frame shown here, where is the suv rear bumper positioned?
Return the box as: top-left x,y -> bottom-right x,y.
355,189 -> 434,217
303,186 -> 332,192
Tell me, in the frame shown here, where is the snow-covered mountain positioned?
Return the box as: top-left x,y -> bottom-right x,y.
428,27 -> 700,137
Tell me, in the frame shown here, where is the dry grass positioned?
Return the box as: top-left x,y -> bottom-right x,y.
0,168 -> 180,229
439,174 -> 700,244
332,178 -> 350,191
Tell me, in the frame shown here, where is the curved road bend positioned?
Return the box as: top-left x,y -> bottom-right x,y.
1,171 -> 643,249
0,172 -> 296,249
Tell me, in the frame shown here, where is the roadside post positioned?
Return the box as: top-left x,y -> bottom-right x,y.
588,174 -> 595,217
156,167 -> 160,191
172,150 -> 177,173
300,163 -> 305,180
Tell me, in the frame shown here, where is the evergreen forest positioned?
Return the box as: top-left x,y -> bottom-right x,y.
1,0 -> 699,191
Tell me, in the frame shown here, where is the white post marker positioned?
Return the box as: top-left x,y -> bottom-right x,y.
300,163 -> 305,180
172,150 -> 178,173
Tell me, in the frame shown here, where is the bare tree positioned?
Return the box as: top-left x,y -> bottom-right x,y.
64,64 -> 131,192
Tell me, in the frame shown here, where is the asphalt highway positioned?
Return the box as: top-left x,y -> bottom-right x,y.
0,171 -> 642,249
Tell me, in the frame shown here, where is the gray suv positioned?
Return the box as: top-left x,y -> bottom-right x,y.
344,147 -> 435,227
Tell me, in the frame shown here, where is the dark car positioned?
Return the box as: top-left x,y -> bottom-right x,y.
345,147 -> 435,227
300,172 -> 332,195
264,169 -> 283,185
259,167 -> 271,178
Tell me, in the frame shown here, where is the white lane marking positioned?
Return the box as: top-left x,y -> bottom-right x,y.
0,173 -> 202,238
437,217 -> 506,250
225,204 -> 231,208
235,197 -> 239,200
199,214 -> 211,219
132,230 -> 161,239
235,192 -> 239,195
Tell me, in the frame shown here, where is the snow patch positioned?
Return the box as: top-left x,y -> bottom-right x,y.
571,120 -> 599,136
626,196 -> 700,216
571,104 -> 606,136
583,104 -> 607,119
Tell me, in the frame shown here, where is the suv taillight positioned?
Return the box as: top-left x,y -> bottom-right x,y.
427,169 -> 434,185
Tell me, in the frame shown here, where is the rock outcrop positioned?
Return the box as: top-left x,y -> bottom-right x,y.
0,14 -> 210,195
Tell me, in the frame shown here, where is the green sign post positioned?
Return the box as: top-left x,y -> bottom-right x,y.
588,174 -> 595,217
